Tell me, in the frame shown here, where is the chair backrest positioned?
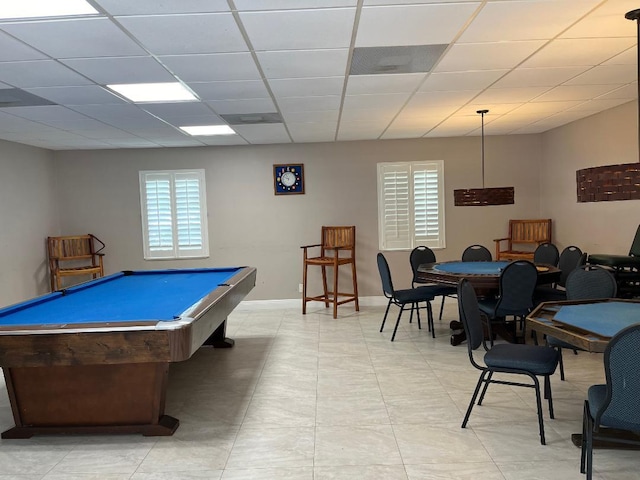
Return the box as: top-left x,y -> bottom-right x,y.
495,260 -> 538,316
462,244 -> 492,262
557,246 -> 585,287
566,265 -> 617,300
595,323 -> 640,430
457,279 -> 485,353
410,246 -> 436,283
47,234 -> 103,262
322,226 -> 355,255
509,219 -> 552,245
533,242 -> 559,266
376,253 -> 395,298
629,225 -> 640,257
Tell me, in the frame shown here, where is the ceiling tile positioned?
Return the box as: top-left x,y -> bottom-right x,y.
0,31 -> 48,61
257,49 -> 349,79
278,96 -> 341,112
95,0 -> 230,15
492,66 -> 591,88
535,84 -> 621,102
567,97 -> 632,112
233,123 -> 291,144
115,13 -> 248,55
434,41 -> 546,72
206,98 -> 276,115
459,0 -> 601,42
240,8 -> 356,50
61,57 -> 175,84
344,92 -> 409,110
0,18 -> 146,59
564,64 -> 637,86
520,38 -> 636,68
235,0 -> 356,10
560,0 -> 638,39
346,74 -> 424,95
474,87 -> 551,104
509,100 -> 583,115
24,86 -> 125,105
596,83 -> 637,100
281,110 -> 339,123
188,81 -> 270,101
141,102 -> 221,123
0,61 -> 93,88
356,3 -> 481,47
420,70 -> 507,91
159,53 -> 261,82
269,77 -> 345,97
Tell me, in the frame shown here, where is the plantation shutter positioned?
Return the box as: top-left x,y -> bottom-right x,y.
413,162 -> 444,248
140,170 -> 209,259
378,163 -> 411,250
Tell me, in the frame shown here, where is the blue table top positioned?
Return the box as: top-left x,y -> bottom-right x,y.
435,261 -> 511,275
0,268 -> 243,326
554,302 -> 640,338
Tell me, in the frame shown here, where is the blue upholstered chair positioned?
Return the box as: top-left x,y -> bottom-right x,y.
581,323 -> 640,479
461,244 -> 492,262
533,242 -> 560,266
547,265 -> 617,380
377,253 -> 438,341
477,260 -> 538,344
534,245 -> 585,304
410,246 -> 457,321
457,279 -> 559,445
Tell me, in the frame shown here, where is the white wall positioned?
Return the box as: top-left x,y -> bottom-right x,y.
53,134 -> 543,300
540,100 -> 640,256
0,140 -> 57,306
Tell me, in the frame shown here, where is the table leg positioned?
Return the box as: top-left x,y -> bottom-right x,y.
203,319 -> 234,348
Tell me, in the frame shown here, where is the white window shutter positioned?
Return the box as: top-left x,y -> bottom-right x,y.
413,162 -> 445,249
378,163 -> 411,250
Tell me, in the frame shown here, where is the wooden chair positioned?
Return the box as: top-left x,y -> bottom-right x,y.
301,226 -> 359,318
48,234 -> 105,291
494,219 -> 552,261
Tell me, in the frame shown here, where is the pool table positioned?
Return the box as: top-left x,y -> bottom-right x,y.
0,267 -> 256,439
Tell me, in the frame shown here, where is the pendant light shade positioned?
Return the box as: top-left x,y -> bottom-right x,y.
454,109 -> 515,207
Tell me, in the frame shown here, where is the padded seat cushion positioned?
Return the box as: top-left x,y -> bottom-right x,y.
395,287 -> 436,303
588,254 -> 640,268
484,344 -> 558,376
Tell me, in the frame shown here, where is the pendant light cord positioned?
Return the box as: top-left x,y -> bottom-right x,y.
625,9 -> 640,162
477,109 -> 489,188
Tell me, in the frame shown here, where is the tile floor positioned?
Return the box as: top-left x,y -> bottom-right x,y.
0,300 -> 637,479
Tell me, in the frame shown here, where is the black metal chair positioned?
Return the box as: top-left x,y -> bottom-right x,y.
581,323 -> 640,479
377,253 -> 437,341
461,244 -> 493,262
547,265 -> 617,380
410,246 -> 457,321
533,242 -> 560,266
534,246 -> 585,304
477,260 -> 538,344
457,279 -> 559,445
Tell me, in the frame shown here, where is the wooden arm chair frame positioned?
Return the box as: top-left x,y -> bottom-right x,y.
48,234 -> 105,291
494,219 -> 552,261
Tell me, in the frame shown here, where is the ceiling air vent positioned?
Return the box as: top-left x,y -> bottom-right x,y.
220,113 -> 282,125
0,88 -> 55,107
350,44 -> 448,75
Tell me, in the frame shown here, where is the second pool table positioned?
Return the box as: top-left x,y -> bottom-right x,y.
0,267 -> 256,439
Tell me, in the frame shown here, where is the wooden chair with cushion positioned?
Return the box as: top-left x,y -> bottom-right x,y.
301,226 -> 359,319
494,219 -> 552,261
47,234 -> 105,291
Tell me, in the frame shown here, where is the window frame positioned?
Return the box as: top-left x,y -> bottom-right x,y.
139,169 -> 209,260
377,160 -> 446,251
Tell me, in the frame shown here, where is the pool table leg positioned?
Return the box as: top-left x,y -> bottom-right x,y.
203,319 -> 235,348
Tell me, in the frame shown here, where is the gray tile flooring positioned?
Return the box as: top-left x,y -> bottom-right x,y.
0,301 -> 637,479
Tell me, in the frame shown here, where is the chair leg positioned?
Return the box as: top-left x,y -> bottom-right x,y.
530,375 -> 546,445
586,408 -> 594,480
321,266 -> 329,308
580,400 -> 588,474
438,295 -> 445,320
351,259 -> 359,312
415,303 -> 422,330
557,347 -> 565,381
544,375 -> 554,419
379,299 -> 393,333
391,305 -> 405,342
332,261 -> 339,319
478,371 -> 493,405
462,370 -> 488,428
427,301 -> 435,339
302,262 -> 308,314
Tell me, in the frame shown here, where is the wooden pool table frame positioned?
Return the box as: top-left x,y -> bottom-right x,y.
0,267 -> 256,439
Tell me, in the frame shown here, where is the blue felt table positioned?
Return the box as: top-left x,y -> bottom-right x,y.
554,302 -> 640,338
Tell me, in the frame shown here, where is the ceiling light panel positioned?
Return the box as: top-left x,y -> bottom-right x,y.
240,8 -> 356,50
158,53 -> 262,82
458,0 -> 601,42
0,0 -> 98,19
0,18 -> 146,58
115,13 -> 248,55
357,3 -> 481,47
257,49 -> 349,79
60,57 -> 176,84
179,125 -> 235,136
108,83 -> 197,102
94,0 -> 230,15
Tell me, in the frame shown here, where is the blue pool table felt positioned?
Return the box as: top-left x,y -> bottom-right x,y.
0,268 -> 242,326
554,302 -> 640,338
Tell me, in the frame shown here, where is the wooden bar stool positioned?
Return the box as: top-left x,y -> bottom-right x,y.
301,226 -> 359,318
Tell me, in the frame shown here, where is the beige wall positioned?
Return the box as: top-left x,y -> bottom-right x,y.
0,140 -> 57,306
540,100 -> 640,256
52,134 -> 543,300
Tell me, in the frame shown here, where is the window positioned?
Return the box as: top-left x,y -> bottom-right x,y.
377,161 -> 445,250
139,169 -> 209,260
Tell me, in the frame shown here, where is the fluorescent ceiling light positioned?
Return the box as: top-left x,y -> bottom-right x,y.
180,125 -> 236,136
0,0 -> 98,19
107,83 -> 197,103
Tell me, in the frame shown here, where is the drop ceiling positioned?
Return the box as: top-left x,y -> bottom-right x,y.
0,0 -> 637,150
